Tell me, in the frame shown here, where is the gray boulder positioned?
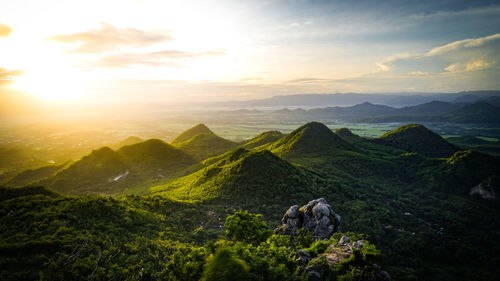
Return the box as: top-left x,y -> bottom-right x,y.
275,198 -> 340,240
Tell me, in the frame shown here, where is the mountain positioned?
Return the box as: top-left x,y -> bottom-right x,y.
209,91 -> 500,108
395,101 -> 460,116
153,148 -> 318,205
171,124 -> 238,161
376,124 -> 458,158
446,136 -> 500,156
429,150 -> 500,193
268,122 -> 354,158
443,102 -> 500,123
42,140 -> 197,195
110,136 -> 143,150
4,162 -> 69,187
241,131 -> 284,150
171,123 -> 214,144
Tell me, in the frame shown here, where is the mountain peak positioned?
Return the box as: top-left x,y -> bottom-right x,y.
172,123 -> 215,144
269,122 -> 353,157
379,124 -> 457,157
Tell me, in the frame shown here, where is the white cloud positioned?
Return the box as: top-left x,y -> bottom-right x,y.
426,33 -> 500,56
409,71 -> 429,76
465,59 -> 493,71
46,22 -> 173,53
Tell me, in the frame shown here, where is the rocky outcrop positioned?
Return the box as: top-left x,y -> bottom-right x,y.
274,198 -> 340,240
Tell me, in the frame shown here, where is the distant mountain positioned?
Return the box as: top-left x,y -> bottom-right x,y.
171,123 -> 214,144
153,148 -> 317,204
211,90 -> 500,108
376,124 -> 458,157
443,102 -> 500,123
268,122 -> 353,158
43,140 -> 197,195
241,131 -> 284,150
395,101 -> 461,116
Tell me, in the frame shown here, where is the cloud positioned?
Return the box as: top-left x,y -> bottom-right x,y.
87,50 -> 227,68
376,33 -> 500,74
0,67 -> 25,86
0,23 -> 13,37
408,71 -> 429,76
426,33 -> 500,56
46,22 -> 173,53
465,59 -> 493,71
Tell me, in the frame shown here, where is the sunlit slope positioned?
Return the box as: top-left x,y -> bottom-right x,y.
110,136 -> 143,150
4,162 -> 69,187
152,148 -> 319,204
375,124 -> 458,157
171,123 -> 214,144
173,124 -> 238,161
240,131 -> 284,150
268,122 -> 354,157
41,139 -> 198,196
264,122 -> 398,181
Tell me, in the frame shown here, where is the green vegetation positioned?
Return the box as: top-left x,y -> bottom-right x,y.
378,124 -> 458,157
39,139 -> 198,196
171,123 -> 215,144
176,133 -> 238,161
2,122 -> 500,281
241,131 -> 284,150
446,135 -> 500,156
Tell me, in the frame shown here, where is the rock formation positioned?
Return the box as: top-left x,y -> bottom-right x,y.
274,198 -> 340,240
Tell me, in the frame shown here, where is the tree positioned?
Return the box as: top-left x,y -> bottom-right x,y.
224,211 -> 271,245
201,248 -> 251,281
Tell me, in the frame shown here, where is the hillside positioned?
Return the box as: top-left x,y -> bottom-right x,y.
241,130 -> 284,149
42,140 -> 198,195
376,124 -> 458,157
446,136 -> 500,156
268,122 -> 354,158
176,133 -> 238,161
4,162 -> 69,187
110,136 -> 143,149
443,101 -> 500,123
153,148 -> 318,205
171,123 -> 214,144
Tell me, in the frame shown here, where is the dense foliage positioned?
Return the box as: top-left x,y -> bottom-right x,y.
2,122 -> 500,281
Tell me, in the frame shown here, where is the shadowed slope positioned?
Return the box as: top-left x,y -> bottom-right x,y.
268,122 -> 354,158
241,131 -> 284,150
43,140 -> 198,196
376,124 -> 458,158
152,148 -> 318,204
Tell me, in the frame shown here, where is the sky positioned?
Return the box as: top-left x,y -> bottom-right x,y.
1,0 -> 499,103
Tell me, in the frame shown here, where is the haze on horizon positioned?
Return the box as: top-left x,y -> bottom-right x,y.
1,0 -> 500,105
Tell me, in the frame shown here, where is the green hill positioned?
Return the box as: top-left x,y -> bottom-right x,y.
428,150 -> 500,193
268,122 -> 353,158
446,136 -> 500,156
153,148 -> 318,204
110,136 -> 143,150
377,124 -> 458,157
4,162 -> 69,187
171,123 -> 215,144
241,131 -> 284,150
176,133 -> 238,161
43,140 -> 198,196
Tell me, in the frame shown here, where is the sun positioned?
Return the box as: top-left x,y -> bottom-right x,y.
13,67 -> 87,102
